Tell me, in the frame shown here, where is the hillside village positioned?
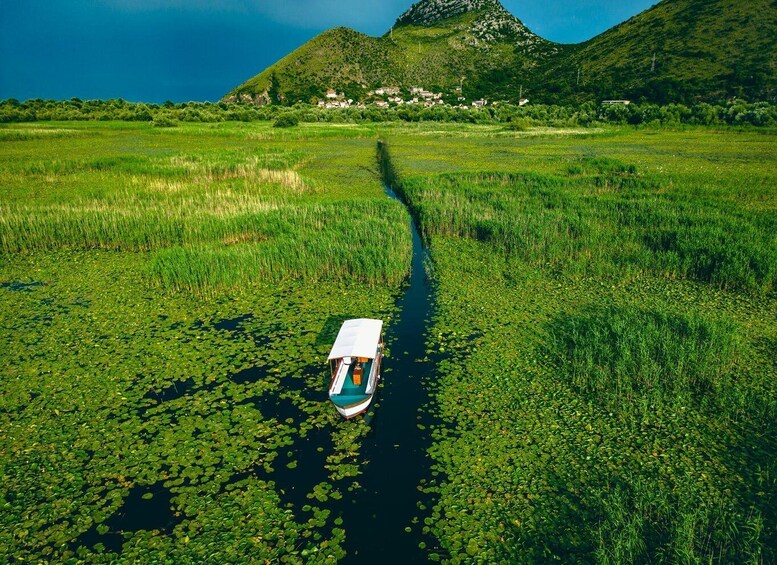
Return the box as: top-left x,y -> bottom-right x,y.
315,86 -> 529,110
224,0 -> 776,109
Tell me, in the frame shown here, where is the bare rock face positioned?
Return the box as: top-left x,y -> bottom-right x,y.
396,0 -> 502,26
221,91 -> 270,106
395,0 -> 547,48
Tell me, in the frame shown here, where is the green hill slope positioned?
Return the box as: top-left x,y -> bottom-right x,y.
534,0 -> 777,103
225,27 -> 396,105
225,0 -> 777,105
225,0 -> 557,104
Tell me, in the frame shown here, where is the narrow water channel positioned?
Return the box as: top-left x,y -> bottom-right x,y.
338,144 -> 435,563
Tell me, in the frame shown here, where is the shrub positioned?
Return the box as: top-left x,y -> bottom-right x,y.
507,116 -> 532,131
273,113 -> 299,128
151,115 -> 178,128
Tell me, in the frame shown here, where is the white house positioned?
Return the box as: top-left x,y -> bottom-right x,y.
375,86 -> 400,96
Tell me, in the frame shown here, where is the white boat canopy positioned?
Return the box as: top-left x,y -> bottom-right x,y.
327,318 -> 383,361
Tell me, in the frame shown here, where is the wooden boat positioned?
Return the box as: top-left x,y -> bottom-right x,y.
327,319 -> 384,419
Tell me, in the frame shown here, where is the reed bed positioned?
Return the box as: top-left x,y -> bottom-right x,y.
547,304 -> 745,417
150,200 -> 412,290
0,196 -> 410,289
595,476 -> 765,564
0,131 -> 410,289
0,196 -> 280,253
396,166 -> 776,294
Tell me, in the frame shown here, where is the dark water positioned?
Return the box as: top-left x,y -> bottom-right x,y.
229,366 -> 269,384
75,482 -> 181,553
0,281 -> 45,292
338,150 -> 436,562
214,313 -> 254,332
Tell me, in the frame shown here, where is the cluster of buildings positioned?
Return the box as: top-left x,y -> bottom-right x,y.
313,86 -> 533,110
314,86 -> 529,110
317,90 -> 354,109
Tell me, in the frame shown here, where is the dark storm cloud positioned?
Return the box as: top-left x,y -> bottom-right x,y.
0,0 -> 656,102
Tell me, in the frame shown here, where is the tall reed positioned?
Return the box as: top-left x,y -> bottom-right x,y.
394,165 -> 776,294
149,200 -> 412,291
546,304 -> 745,417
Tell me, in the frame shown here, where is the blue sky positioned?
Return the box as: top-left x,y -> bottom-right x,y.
0,0 -> 658,103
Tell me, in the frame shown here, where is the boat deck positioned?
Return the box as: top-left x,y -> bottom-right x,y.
331,356 -> 378,407
339,358 -> 374,396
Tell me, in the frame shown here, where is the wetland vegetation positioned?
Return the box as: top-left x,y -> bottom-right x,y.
1,121 -> 412,562
387,127 -> 776,562
1,120 -> 775,562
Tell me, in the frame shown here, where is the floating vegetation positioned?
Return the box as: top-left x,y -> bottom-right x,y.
238,395 -> 302,423
0,247 -> 400,562
280,371 -> 324,402
0,122 -> 407,562
143,377 -> 197,403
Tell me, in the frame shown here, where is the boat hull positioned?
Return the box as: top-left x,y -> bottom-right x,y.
333,394 -> 374,419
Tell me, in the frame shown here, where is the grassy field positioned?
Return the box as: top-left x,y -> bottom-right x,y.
0,121 -> 411,292
0,121 -> 411,562
1,120 -> 775,563
386,126 -> 776,562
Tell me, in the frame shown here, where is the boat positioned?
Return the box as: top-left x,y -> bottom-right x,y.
327,318 -> 384,419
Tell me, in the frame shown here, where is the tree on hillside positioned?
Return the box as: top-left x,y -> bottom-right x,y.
268,72 -> 282,105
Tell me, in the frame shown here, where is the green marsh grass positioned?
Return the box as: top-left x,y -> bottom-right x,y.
547,304 -> 742,416
0,122 -> 412,290
394,164 -> 776,294
387,126 -> 776,562
595,476 -> 765,564
150,200 -> 412,290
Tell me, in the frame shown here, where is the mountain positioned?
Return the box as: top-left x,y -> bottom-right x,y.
225,0 -> 776,105
225,0 -> 555,105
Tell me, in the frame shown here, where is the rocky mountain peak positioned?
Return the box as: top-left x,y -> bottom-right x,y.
396,0 -> 506,27
395,0 -> 547,49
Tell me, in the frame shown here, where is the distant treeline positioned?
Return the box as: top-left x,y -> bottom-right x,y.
1,97 -> 776,128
